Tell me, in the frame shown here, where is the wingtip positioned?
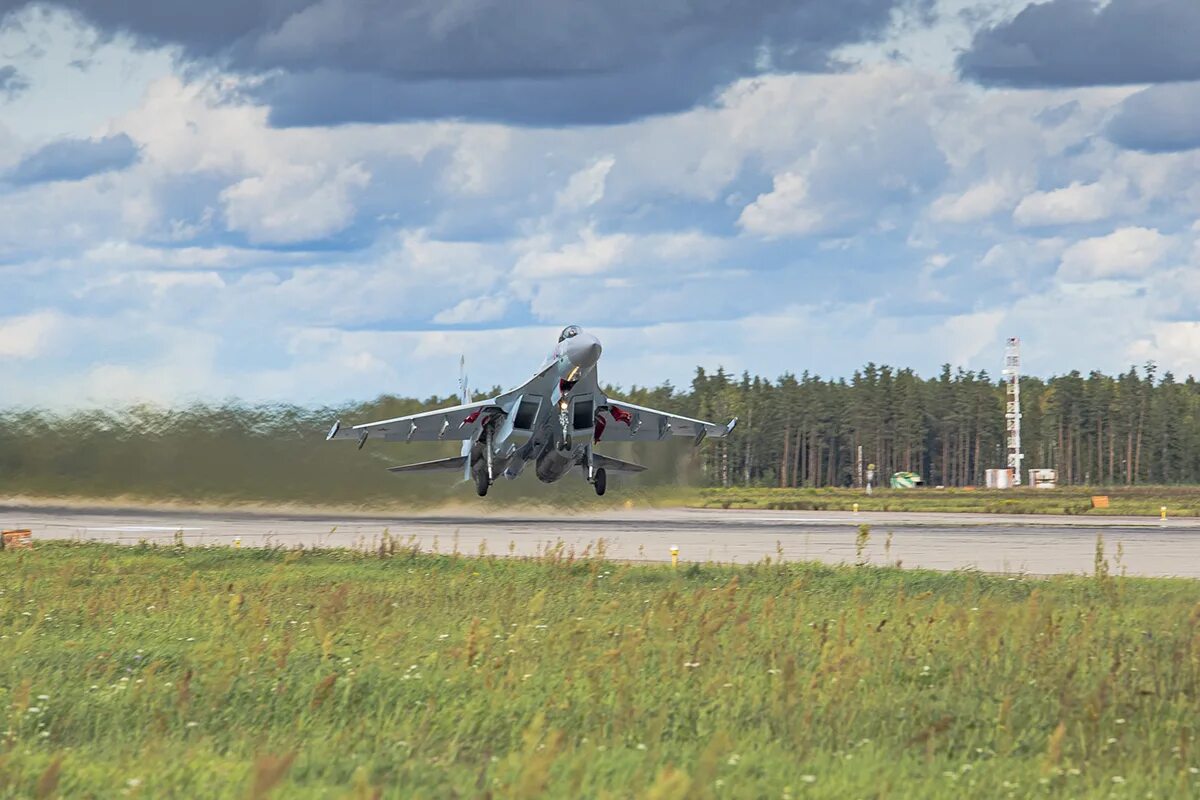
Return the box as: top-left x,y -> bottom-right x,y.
326,420 -> 341,441
726,417 -> 739,434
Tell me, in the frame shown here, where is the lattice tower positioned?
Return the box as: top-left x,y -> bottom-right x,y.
1003,337 -> 1023,485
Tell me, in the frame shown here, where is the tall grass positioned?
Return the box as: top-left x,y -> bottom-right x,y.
1,542 -> 1199,797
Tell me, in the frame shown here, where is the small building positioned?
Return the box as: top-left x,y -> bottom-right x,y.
1028,469 -> 1058,489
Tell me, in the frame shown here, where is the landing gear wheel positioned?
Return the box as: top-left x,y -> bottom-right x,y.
593,467 -> 607,497
474,469 -> 489,497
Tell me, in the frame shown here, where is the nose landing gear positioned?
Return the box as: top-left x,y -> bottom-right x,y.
593,467 -> 607,496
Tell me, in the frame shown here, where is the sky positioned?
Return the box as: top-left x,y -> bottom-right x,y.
2,0 -> 1200,407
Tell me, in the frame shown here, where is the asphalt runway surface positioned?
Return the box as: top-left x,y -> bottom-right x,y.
5,504 -> 1200,578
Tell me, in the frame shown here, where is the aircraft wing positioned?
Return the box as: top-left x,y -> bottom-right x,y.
326,399 -> 501,447
387,456 -> 469,473
327,359 -> 560,449
597,400 -> 737,445
592,453 -> 647,473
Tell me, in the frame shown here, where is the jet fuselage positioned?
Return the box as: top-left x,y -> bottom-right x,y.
482,326 -> 604,485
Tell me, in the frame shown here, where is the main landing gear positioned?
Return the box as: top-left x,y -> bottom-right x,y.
593,467 -> 607,496
475,425 -> 495,497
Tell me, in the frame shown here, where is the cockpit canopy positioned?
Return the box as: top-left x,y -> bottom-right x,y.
558,325 -> 582,342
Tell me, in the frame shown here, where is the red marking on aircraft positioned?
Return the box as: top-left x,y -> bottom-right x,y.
609,405 -> 633,426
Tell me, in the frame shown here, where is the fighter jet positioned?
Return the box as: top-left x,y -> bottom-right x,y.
326,325 -> 738,496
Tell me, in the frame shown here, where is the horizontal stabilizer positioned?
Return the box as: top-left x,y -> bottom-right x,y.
593,453 -> 647,473
387,456 -> 469,474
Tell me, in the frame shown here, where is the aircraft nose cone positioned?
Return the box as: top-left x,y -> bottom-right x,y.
567,334 -> 602,369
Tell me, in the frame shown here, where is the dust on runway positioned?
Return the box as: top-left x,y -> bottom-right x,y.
3,505 -> 1197,578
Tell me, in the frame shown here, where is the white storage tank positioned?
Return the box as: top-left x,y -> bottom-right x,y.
985,468 -> 1015,489
1028,469 -> 1058,489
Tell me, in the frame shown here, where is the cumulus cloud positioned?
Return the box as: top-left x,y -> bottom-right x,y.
1012,180 -> 1121,227
514,227 -> 631,279
959,0 -> 1200,87
1129,322 -> 1200,376
732,68 -> 947,237
432,295 -> 509,325
6,0 -> 924,125
3,133 -> 139,185
0,310 -> 61,359
1107,82 -> 1200,153
555,156 -> 615,213
220,162 -> 371,244
929,178 -> 1021,223
738,172 -> 825,236
1057,227 -> 1170,281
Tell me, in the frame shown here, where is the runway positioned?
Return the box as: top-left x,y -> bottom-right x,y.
4,504 -> 1200,578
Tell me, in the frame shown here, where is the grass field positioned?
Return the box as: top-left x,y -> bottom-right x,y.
2,541 -> 1199,798
695,486 -> 1200,517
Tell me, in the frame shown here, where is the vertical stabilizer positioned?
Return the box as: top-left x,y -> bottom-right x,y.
458,354 -> 469,405
459,355 -> 472,481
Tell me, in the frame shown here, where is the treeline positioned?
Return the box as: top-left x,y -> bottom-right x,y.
623,363 -> 1200,488
0,396 -> 684,504
1,362 -> 1197,504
